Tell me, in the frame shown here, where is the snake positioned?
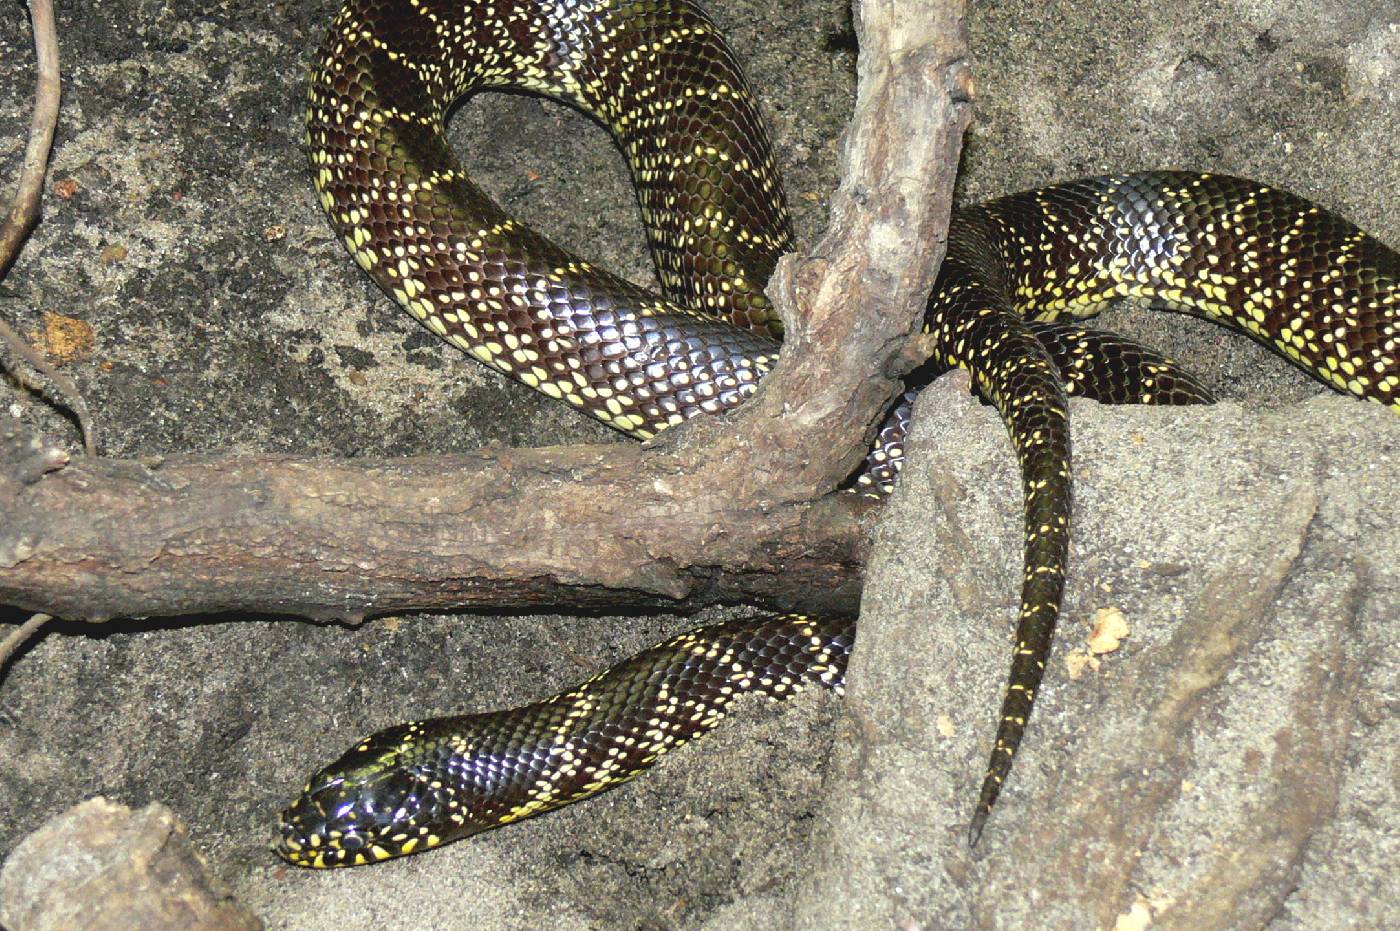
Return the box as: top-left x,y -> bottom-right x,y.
276,0 -> 1399,868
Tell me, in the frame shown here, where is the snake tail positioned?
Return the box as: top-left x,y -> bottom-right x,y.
276,614 -> 851,867
917,171 -> 1398,839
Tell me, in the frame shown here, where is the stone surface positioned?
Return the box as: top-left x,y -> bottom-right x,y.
789,384 -> 1400,930
0,797 -> 261,930
0,0 -> 1395,927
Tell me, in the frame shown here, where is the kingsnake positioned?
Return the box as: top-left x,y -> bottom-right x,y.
276,0 -> 1399,868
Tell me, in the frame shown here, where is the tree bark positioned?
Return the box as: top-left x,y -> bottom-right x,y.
0,0 -> 971,626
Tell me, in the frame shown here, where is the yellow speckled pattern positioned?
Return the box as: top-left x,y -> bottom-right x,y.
278,613 -> 851,868
285,0 -> 1399,864
949,175 -> 1398,406
305,0 -> 789,440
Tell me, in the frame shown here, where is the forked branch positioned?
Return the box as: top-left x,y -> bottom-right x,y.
0,0 -> 970,629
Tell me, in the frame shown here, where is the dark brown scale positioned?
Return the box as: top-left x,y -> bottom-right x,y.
572,2 -> 792,333
968,175 -> 1399,406
916,305 -> 1073,841
284,0 -> 1400,866
1025,322 -> 1217,405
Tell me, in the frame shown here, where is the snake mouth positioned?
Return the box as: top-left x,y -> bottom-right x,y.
276,803 -> 412,868
274,771 -> 420,868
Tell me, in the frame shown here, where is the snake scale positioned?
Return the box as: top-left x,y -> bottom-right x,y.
276,0 -> 1399,867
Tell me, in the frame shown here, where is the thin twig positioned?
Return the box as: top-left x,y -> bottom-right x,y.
0,0 -> 95,456
0,0 -> 60,278
0,612 -> 53,678
0,316 -> 96,456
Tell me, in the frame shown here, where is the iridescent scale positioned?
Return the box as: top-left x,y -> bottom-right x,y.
280,0 -> 1399,867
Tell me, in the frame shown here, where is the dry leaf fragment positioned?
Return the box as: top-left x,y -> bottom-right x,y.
1088,606 -> 1130,655
1065,650 -> 1097,680
36,312 -> 96,364
1114,899 -> 1153,931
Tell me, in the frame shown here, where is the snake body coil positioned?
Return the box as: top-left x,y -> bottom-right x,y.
278,0 -> 1399,867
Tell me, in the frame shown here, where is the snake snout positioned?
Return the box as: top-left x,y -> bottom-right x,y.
276,753 -> 458,868
274,776 -> 361,868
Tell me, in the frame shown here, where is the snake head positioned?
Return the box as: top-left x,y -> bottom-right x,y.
274,721 -> 480,868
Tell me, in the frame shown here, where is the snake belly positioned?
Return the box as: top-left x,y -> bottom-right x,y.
278,0 -> 1400,867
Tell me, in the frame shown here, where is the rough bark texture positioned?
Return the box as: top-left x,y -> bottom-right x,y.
0,0 -> 969,628
0,431 -> 873,621
0,798 -> 262,931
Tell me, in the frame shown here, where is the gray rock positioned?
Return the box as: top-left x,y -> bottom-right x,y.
0,797 -> 261,930
791,382 -> 1400,930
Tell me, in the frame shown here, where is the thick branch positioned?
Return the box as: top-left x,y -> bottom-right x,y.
0,0 -> 970,624
669,0 -> 973,498
0,440 -> 871,620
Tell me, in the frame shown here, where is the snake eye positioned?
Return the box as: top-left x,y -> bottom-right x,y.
337,831 -> 366,852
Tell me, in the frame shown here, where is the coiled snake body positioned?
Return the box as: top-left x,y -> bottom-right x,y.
277,0 -> 1399,867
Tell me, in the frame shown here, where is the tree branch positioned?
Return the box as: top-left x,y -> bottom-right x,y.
0,0 -> 59,279
0,440 -> 873,621
0,0 -> 970,626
